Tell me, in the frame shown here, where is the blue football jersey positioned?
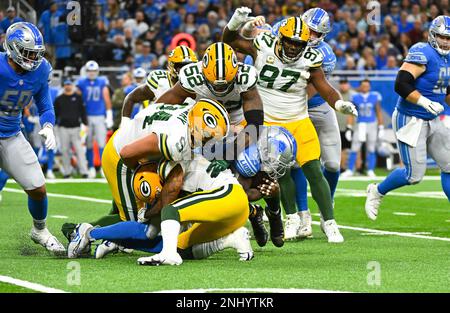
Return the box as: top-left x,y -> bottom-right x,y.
352,91 -> 382,123
397,42 -> 450,120
77,76 -> 109,116
308,41 -> 336,108
0,52 -> 53,138
124,83 -> 137,96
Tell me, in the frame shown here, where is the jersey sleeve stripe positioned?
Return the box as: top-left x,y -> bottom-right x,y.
157,160 -> 169,183
160,133 -> 173,161
253,38 -> 261,50
147,77 -> 158,89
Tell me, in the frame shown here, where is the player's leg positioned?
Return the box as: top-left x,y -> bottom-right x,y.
293,118 -> 343,243
0,169 -> 10,202
59,127 -> 72,177
343,125 -> 362,176
278,168 -> 301,240
426,118 -> 450,201
86,115 -> 95,177
0,133 -> 65,254
366,110 -> 428,220
366,122 -> 378,177
71,127 -> 89,177
95,115 -> 107,175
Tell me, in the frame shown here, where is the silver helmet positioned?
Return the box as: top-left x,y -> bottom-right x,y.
257,126 -> 297,179
302,8 -> 332,47
3,22 -> 45,71
428,15 -> 450,55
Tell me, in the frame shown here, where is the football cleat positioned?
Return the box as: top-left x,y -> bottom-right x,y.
46,170 -> 55,179
88,167 -> 96,179
137,252 -> 183,266
67,223 -> 94,258
365,183 -> 383,220
248,204 -> 268,247
323,219 -> 344,243
340,169 -> 354,178
284,213 -> 301,240
265,207 -> 284,247
95,240 -> 133,259
30,227 -> 66,256
297,210 -> 313,238
367,170 -> 377,178
222,227 -> 254,261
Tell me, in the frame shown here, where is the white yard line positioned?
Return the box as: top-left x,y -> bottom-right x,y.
339,176 -> 441,181
3,187 -> 111,204
150,287 -> 349,293
0,275 -> 67,293
334,189 -> 446,199
50,215 -> 69,219
393,212 -> 416,216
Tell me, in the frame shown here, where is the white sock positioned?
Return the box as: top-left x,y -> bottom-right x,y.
192,239 -> 225,259
33,219 -> 46,230
160,219 -> 180,255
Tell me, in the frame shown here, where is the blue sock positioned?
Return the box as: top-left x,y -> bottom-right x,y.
367,152 -> 376,171
47,150 -> 55,171
377,168 -> 410,195
90,221 -> 149,241
0,170 -> 9,191
323,168 -> 340,199
87,149 -> 94,168
441,172 -> 450,201
291,168 -> 308,212
347,151 -> 357,171
28,196 -> 48,221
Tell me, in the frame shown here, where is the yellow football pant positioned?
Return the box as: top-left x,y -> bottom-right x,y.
171,184 -> 249,249
102,134 -> 140,221
264,117 -> 321,166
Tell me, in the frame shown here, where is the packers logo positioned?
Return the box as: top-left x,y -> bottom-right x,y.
231,53 -> 238,67
202,54 -> 209,67
169,50 -> 175,58
203,112 -> 217,128
140,180 -> 151,198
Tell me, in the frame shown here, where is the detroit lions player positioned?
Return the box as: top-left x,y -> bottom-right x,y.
0,22 -> 65,254
76,60 -> 113,178
365,16 -> 450,220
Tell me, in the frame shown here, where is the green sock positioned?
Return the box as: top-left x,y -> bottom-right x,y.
89,214 -> 123,227
302,160 -> 334,220
278,168 -> 298,215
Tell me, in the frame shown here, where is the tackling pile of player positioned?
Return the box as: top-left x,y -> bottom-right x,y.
1,6 -> 449,266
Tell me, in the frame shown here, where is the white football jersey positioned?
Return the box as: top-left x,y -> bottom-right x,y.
253,32 -> 323,122
113,104 -> 192,162
158,154 -> 239,193
178,61 -> 258,125
146,70 -> 173,100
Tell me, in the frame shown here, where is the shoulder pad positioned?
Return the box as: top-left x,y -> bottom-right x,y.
254,32 -> 277,51
146,70 -> 167,91
404,42 -> 431,65
303,47 -> 324,68
179,62 -> 203,93
237,63 -> 258,90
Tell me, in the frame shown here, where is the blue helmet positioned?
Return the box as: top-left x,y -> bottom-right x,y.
257,126 -> 297,179
429,15 -> 450,55
302,8 -> 331,47
3,22 -> 45,71
234,144 -> 261,178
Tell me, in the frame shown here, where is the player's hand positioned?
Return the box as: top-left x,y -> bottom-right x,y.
227,7 -> 252,31
206,160 -> 230,178
137,206 -> 149,224
39,124 -> 56,150
417,96 -> 444,116
257,178 -> 279,198
252,15 -> 266,27
27,116 -> 40,124
345,125 -> 353,142
378,125 -> 385,140
106,109 -> 114,129
335,100 -> 358,116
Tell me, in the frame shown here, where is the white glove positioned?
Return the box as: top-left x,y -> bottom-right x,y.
417,96 -> 444,116
38,124 -> 56,150
378,125 -> 385,140
345,125 -> 353,142
137,206 -> 149,224
335,100 -> 358,116
227,6 -> 252,31
105,109 -> 114,129
27,116 -> 40,124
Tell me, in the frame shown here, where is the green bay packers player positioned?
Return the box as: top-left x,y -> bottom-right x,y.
121,45 -> 198,118
223,8 -> 358,243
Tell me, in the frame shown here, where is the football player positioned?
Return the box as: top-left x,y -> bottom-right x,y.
342,79 -> 384,178
0,22 -> 65,254
76,60 -> 113,178
223,8 -> 358,243
365,16 -> 450,219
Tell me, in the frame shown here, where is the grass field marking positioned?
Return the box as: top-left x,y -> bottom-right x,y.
3,187 -> 111,204
318,222 -> 450,242
0,275 -> 67,293
335,189 -> 446,199
149,288 -> 349,293
339,176 -> 441,181
50,215 -> 69,219
393,212 -> 416,216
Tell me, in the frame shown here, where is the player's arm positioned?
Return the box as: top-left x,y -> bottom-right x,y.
376,101 -> 384,126
145,164 -> 184,219
122,84 -> 155,118
103,86 -> 114,128
309,68 -> 358,116
34,78 -> 57,150
120,133 -> 162,169
222,7 -> 258,60
155,82 -> 195,104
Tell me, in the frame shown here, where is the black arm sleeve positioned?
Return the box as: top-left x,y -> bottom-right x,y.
244,109 -> 264,139
395,70 -> 416,99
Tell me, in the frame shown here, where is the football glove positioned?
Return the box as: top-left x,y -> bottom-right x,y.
39,124 -> 56,150
106,109 -> 114,129
344,124 -> 353,142
227,7 -> 252,31
378,125 -> 385,140
417,96 -> 444,116
206,160 -> 230,178
335,100 -> 358,116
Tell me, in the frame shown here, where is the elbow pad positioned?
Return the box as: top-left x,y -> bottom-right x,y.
395,70 -> 416,99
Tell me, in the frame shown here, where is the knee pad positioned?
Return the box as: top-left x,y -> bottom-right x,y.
323,161 -> 340,173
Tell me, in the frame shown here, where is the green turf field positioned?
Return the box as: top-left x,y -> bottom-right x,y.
0,173 -> 449,293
